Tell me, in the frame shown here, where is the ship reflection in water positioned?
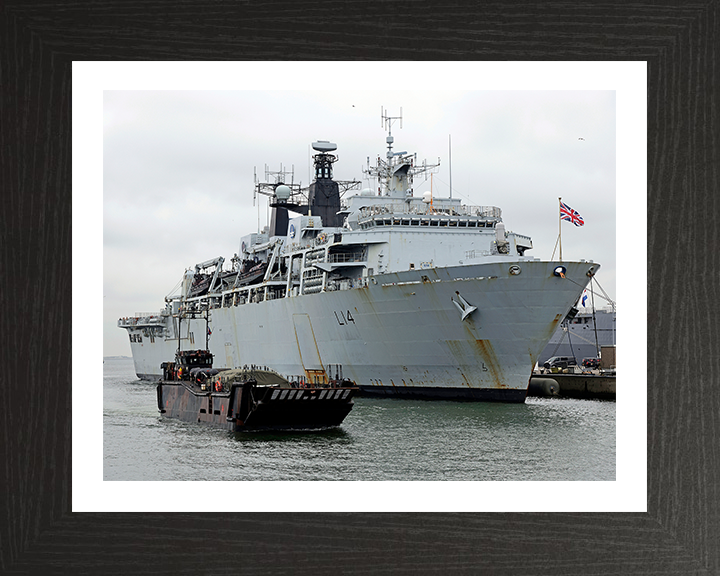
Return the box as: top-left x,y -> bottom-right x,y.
104,358 -> 615,482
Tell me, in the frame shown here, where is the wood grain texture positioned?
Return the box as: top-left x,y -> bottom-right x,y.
1,1 -> 718,574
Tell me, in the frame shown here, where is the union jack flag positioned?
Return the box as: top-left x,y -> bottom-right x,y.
560,201 -> 584,226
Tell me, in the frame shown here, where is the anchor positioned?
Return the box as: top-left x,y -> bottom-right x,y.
452,291 -> 477,322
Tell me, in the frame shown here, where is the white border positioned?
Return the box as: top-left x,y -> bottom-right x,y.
77,61 -> 646,512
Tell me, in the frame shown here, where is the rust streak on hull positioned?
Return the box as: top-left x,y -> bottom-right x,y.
473,338 -> 505,387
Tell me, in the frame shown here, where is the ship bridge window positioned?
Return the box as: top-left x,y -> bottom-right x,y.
316,166 -> 331,179
430,220 -> 439,227
411,219 -> 420,226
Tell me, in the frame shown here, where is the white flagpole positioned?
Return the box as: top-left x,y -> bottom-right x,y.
558,197 -> 563,261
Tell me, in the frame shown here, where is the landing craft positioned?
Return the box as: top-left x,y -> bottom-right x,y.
157,349 -> 358,431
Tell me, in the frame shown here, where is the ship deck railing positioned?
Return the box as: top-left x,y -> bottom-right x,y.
358,203 -> 502,220
118,314 -> 167,327
327,252 -> 366,263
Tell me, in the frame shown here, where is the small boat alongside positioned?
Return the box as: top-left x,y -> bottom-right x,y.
157,350 -> 358,431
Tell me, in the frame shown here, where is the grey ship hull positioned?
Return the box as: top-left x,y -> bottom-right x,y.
126,260 -> 595,401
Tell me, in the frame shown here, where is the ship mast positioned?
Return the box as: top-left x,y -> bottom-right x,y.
365,107 -> 440,199
382,106 -> 403,162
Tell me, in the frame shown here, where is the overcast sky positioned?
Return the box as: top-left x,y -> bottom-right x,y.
103,90 -> 616,357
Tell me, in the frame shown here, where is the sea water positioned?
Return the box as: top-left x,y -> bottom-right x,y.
103,357 -> 615,482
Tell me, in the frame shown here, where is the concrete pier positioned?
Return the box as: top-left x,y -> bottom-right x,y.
528,373 -> 615,400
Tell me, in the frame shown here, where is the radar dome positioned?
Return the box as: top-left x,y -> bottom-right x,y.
422,191 -> 433,204
275,185 -> 292,201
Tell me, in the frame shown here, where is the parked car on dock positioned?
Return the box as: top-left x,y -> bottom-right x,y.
543,356 -> 577,370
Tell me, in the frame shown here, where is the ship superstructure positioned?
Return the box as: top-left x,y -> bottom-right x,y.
119,110 -> 599,401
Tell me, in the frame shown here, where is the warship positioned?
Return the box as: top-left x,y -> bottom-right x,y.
538,306 -> 616,366
119,110 -> 599,402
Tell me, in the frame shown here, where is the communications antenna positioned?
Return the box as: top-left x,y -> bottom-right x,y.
253,164 -> 296,206
381,106 -> 404,159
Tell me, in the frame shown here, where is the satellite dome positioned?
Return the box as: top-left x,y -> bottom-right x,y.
275,185 -> 292,201
312,141 -> 337,152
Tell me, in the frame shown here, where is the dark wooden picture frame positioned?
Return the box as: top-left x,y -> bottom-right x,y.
2,2 -> 717,574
